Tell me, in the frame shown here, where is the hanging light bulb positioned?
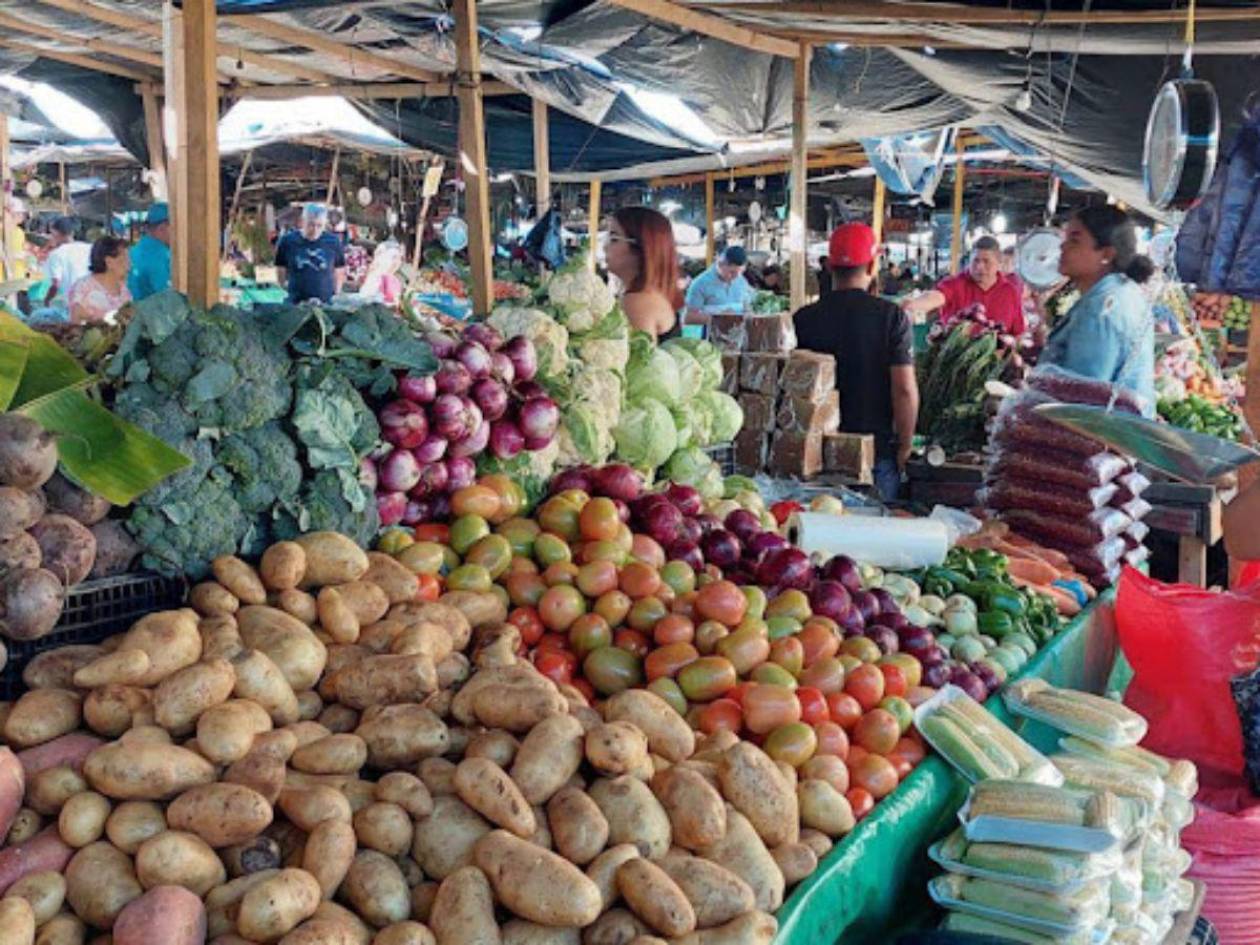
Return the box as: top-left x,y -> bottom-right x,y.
992,212 -> 1008,234
1015,81 -> 1033,113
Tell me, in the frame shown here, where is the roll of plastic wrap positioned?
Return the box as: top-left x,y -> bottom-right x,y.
786,512 -> 949,569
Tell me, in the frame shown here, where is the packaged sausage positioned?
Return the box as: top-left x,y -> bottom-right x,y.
986,452 -> 1129,492
980,477 -> 1119,517
1026,364 -> 1149,416
999,507 -> 1132,547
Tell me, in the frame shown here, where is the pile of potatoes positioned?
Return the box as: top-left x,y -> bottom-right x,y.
0,530 -> 856,945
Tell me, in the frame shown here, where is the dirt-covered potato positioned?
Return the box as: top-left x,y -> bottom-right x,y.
21,645 -> 102,691
196,699 -> 272,764
135,830 -> 226,895
301,817 -> 356,900
88,519 -> 140,579
650,765 -> 726,851
505,713 -> 583,807
546,787 -> 608,866
4,869 -> 66,925
27,765 -> 87,816
465,730 -> 519,769
374,772 -> 433,820
238,868 -> 321,941
474,830 -> 602,928
83,740 -> 215,801
353,802 -> 412,857
56,791 -> 110,847
261,541 -> 306,591
118,610 -> 202,686
341,851 -> 410,929
64,840 -> 143,929
277,785 -> 352,832
237,606 -> 327,691
276,588 -> 319,624
438,591 -> 506,632
588,777 -> 671,861
222,835 -> 282,878
0,532 -> 40,572
73,649 -> 152,689
585,723 -> 649,777
42,473 -> 110,526
4,689 -> 81,748
231,649 -> 300,726
603,690 -> 695,764
166,782 -> 273,848
290,734 -> 367,775
333,654 -> 437,710
295,533 -> 368,588
0,568 -> 63,642
429,867 -> 499,945
771,841 -> 818,886
717,742 -> 798,848
104,801 -> 166,855
454,758 -> 535,839
362,553 -> 419,605
0,485 -> 45,537
694,807 -> 784,913
317,587 -> 359,645
153,658 -> 236,733
212,556 -> 267,606
189,582 -> 240,617
615,858 -> 695,937
417,758 -> 457,798
656,851 -> 755,929
584,845 -> 640,913
0,896 -> 34,945
29,515 -> 96,587
411,795 -> 491,881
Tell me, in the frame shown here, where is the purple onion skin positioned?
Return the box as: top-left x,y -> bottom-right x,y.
490,352 -> 516,385
445,456 -> 477,492
515,380 -> 546,401
435,361 -> 473,396
550,468 -> 594,496
489,420 -> 525,460
666,540 -> 705,572
403,497 -> 432,525
852,590 -> 881,623
519,397 -> 560,441
522,434 -> 553,451
463,322 -> 504,352
472,378 -> 509,421
823,555 -> 863,593
865,625 -> 900,655
398,373 -> 437,404
612,499 -> 631,523
680,518 -> 703,545
809,580 -> 852,622
358,456 -> 378,492
431,394 -> 469,441
379,399 -> 429,450
377,491 -> 408,527
503,336 -> 538,382
425,332 -> 457,359
838,607 -> 865,634
701,530 -> 742,569
455,340 -> 493,380
429,492 -> 452,521
870,588 -> 899,615
725,509 -> 761,543
378,448 -> 422,493
664,483 -> 703,517
412,461 -> 449,497
413,434 -> 449,465
923,662 -> 952,689
591,464 -> 643,502
451,420 -> 490,458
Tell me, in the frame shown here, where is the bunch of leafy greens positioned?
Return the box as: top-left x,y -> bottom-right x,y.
110,291 -> 434,577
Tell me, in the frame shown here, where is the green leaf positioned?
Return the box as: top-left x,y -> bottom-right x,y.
18,387 -> 191,506
291,388 -> 359,470
0,334 -> 30,410
0,312 -> 88,406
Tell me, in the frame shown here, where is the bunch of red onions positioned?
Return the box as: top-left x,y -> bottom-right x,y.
367,323 -> 559,526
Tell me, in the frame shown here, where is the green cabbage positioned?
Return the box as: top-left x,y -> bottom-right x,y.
626,345 -> 681,407
682,401 -> 713,447
664,344 -> 704,400
664,446 -> 716,487
670,405 -> 694,450
698,465 -> 725,501
699,390 -> 743,443
614,399 -> 678,469
665,338 -> 722,390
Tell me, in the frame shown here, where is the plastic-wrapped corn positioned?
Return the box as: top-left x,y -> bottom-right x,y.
920,713 -> 1019,781
1109,841 -> 1143,925
1058,736 -> 1198,800
1052,753 -> 1166,809
942,909 -> 1103,944
931,873 -> 1110,931
936,696 -> 1057,782
1006,679 -> 1148,747
936,827 -> 1114,890
969,781 -> 1093,826
965,781 -> 1137,852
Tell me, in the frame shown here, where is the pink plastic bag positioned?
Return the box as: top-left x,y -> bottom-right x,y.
1183,785 -> 1260,943
1116,567 -> 1260,779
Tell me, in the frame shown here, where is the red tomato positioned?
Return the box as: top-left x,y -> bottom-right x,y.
741,682 -> 802,735
698,698 -> 743,736
630,534 -> 666,569
887,754 -> 914,779
813,721 -> 850,760
568,613 -> 613,658
575,560 -> 619,598
846,744 -> 870,768
504,571 -> 546,608
579,497 -> 621,542
653,614 -> 695,646
801,753 -> 849,793
413,523 -> 450,544
415,572 -> 441,602
844,663 -> 887,712
570,676 -> 595,704
850,753 -> 899,799
534,649 -> 575,686
618,561 -> 662,599
542,562 -> 579,587
670,590 -> 698,619
798,656 -> 845,695
613,628 -> 650,658
508,607 -> 544,647
879,663 -> 908,699
644,642 -> 699,682
827,692 -> 864,730
796,686 -> 829,726
846,787 -> 875,820
594,590 -> 632,627
538,585 -> 587,632
534,632 -> 570,653
853,709 -> 901,755
893,735 -> 926,764
769,500 -> 802,526
694,580 -> 748,627
725,680 -> 757,707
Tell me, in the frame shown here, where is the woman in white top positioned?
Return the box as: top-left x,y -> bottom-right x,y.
68,236 -> 131,324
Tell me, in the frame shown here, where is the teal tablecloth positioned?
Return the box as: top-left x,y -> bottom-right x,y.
775,591 -> 1123,945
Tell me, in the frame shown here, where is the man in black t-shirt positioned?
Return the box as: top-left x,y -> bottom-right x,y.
794,222 -> 919,502
275,204 -> 347,304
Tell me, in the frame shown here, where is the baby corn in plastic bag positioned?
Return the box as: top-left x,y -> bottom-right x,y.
1005,679 -> 1147,747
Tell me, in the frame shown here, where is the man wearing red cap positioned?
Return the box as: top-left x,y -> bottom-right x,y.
794,222 -> 919,502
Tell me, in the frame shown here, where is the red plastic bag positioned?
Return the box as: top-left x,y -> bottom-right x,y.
1116,567 -> 1260,778
1183,785 -> 1260,943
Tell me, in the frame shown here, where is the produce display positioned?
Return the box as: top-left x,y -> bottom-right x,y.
1155,338 -> 1246,441
1192,290 -> 1252,331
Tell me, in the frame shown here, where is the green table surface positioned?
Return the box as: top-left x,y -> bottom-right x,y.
775,591 -> 1124,945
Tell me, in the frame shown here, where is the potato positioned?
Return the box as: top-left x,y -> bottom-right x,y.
476,830 -> 600,926
84,741 -> 214,801
136,830 -> 226,895
276,589 -> 318,625
197,700 -> 272,764
694,807 -> 783,913
72,650 -> 151,689
449,664 -> 538,726
577,907 -> 646,945
771,841 -> 818,885
296,533 -> 368,588
796,780 -> 855,838
167,783 -> 273,848
33,912 -> 87,945
286,720 -> 333,749
318,703 -> 359,734
5,870 -> 65,925
465,730 -> 518,768
317,588 -> 360,645
473,624 -> 520,669
505,714 -> 584,806
0,897 -> 34,945
546,787 -> 609,866
27,766 -> 87,816
716,742 -> 798,848
410,883 -> 438,924
104,802 -> 166,855
501,920 -> 578,945
238,868 -> 321,941
0,569 -> 62,642
389,602 -> 471,653
438,591 -> 506,631
417,759 -> 457,798
57,792 -> 110,847
296,691 -> 323,721
341,851 -> 409,929
291,734 -> 367,775
118,610 -> 202,686
301,818 -> 356,900
375,773 -> 432,819
588,777 -> 671,860
435,654 -> 470,690
6,807 -> 41,845
650,766 -> 726,851
353,802 -> 412,857
342,778 -> 377,813
118,724 -> 170,747
4,690 -> 81,749
189,582 -> 240,617
21,646 -> 102,692
333,581 -> 390,626
0,485 -> 45,537
363,554 -> 419,605
411,795 -> 491,880
204,868 -> 279,937
616,858 -> 695,937
223,746 -> 287,804
64,841 -> 143,929
280,919 -> 359,945
334,655 -> 437,711
274,783 -> 351,831
429,867 -> 499,945
655,852 -> 754,929
212,556 -> 267,606
153,658 -> 236,733
798,828 -> 833,861
585,723 -> 649,777
237,607 -> 328,692
453,758 -> 535,839
223,836 -> 282,877
474,684 -> 567,734
112,884 -> 206,945
603,691 -> 695,764
261,542 -> 306,591
231,649 -> 300,725
199,615 -> 243,661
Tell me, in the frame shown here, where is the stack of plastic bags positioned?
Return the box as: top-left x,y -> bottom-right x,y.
918,682 -> 1197,943
983,367 -> 1153,587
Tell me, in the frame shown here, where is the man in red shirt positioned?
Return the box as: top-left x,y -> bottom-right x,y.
901,235 -> 1025,334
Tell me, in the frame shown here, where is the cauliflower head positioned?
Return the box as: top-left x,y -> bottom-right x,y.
487,306 -> 569,377
576,336 -> 630,372
546,270 -> 615,332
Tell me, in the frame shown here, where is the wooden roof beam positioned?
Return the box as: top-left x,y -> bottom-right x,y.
606,0 -> 801,57
0,35 -> 151,82
0,11 -> 164,68
225,14 -> 443,83
219,80 -> 515,101
689,1 -> 1260,26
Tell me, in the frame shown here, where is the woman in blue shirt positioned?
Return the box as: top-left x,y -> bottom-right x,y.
1040,206 -> 1156,414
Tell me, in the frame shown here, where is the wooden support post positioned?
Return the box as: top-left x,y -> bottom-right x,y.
588,179 -> 602,271
789,42 -> 811,311
177,0 -> 220,307
163,3 -> 187,293
872,175 -> 886,246
0,113 -> 8,278
950,138 -> 966,275
59,161 -> 68,213
140,84 -> 167,200
705,173 -> 715,266
532,98 -> 550,216
452,0 -> 493,317
325,147 -> 341,206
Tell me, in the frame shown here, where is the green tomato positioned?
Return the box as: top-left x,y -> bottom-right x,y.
464,535 -> 513,579
583,646 -> 644,696
447,563 -> 492,592
450,515 -> 491,556
766,616 -> 802,640
497,518 -> 541,557
534,533 -> 573,567
741,585 -> 768,620
660,560 -> 697,596
647,677 -> 688,716
749,663 -> 798,688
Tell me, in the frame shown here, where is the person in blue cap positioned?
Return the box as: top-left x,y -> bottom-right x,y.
275,203 -> 346,304
128,202 -> 172,302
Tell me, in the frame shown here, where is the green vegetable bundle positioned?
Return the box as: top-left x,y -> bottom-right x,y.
1158,393 -> 1245,441
108,292 -> 435,578
917,324 -> 1010,454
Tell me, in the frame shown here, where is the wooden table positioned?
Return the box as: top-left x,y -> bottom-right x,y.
904,458 -> 984,509
1143,480 -> 1235,587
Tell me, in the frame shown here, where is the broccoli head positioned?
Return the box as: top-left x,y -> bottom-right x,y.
126,474 -> 249,579
273,469 -> 379,549
216,421 -> 303,515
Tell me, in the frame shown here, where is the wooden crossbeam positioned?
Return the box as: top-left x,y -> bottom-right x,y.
219,80 -> 515,101
0,36 -> 151,81
606,0 -> 801,57
226,14 -> 442,83
0,11 -> 164,68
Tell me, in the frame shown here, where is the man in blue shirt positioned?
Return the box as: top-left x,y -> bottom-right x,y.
684,245 -> 754,326
127,203 -> 171,302
275,204 -> 346,304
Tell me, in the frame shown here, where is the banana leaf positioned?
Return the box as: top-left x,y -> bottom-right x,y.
0,333 -> 29,410
0,312 -> 88,406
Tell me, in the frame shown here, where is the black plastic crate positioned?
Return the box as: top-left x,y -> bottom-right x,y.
1,572 -> 187,699
704,442 -> 736,476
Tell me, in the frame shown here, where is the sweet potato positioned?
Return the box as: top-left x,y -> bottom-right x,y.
0,827 -> 73,896
112,884 -> 206,945
0,747 -> 24,840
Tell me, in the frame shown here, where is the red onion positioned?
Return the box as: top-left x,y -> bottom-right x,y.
755,547 -> 812,590
923,662 -> 952,688
490,420 -> 525,460
455,340 -> 493,380
724,509 -> 761,543
377,491 -> 408,527
695,514 -> 722,536
971,661 -> 1003,693
591,464 -> 643,502
870,588 -> 899,616
429,492 -> 452,521
490,352 -> 516,385
809,580 -> 852,622
949,668 -> 989,703
445,456 -> 477,491
838,607 -> 865,634
515,380 -> 547,400
425,331 -> 458,358
852,590 -> 880,622
522,434 -> 552,451
472,378 -> 509,421
358,456 -> 378,492
701,529 -> 742,569
747,531 -> 790,559
612,498 -> 630,523
398,373 -> 437,404
458,398 -> 484,441
864,625 -> 899,655
431,394 -> 469,442
413,434 -> 448,464
435,360 -> 473,396
403,497 -> 431,525
822,555 -> 862,593
451,419 -> 490,458
503,336 -> 538,382
680,518 -> 702,545
379,399 -> 429,450
412,461 -> 449,497
663,482 -> 703,516
665,540 -> 705,572
379,448 -> 422,493
463,322 -> 504,352
519,397 -> 560,442
642,502 -> 685,545
551,467 -> 594,495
